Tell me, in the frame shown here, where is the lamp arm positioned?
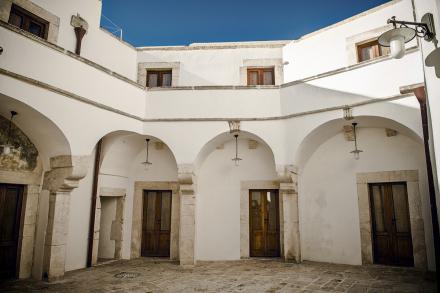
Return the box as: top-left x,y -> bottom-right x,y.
387,15 -> 436,41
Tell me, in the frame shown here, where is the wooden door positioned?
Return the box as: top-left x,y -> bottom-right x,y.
141,190 -> 172,257
0,184 -> 23,279
249,190 -> 280,257
369,182 -> 414,266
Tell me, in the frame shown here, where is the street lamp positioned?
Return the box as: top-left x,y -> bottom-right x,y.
378,14 -> 436,59
141,138 -> 153,170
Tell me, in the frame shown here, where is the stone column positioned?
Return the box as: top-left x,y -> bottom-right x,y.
277,165 -> 301,263
19,184 -> 40,278
178,164 -> 196,266
42,155 -> 89,281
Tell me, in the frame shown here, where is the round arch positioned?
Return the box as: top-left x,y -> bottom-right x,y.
194,130 -> 277,172
0,93 -> 71,165
294,115 -> 423,169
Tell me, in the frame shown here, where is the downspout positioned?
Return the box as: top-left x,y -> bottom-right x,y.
402,85 -> 440,283
87,138 -> 102,267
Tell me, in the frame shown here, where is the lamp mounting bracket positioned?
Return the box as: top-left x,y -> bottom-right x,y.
388,13 -> 436,42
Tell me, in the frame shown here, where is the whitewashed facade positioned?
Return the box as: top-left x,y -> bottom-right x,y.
0,0 -> 438,281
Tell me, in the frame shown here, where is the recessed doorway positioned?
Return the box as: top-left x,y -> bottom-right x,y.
249,189 -> 280,257
369,182 -> 414,266
141,190 -> 172,257
0,184 -> 24,279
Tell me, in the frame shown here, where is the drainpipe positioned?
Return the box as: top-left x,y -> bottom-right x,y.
87,138 -> 102,267
401,84 -> 440,281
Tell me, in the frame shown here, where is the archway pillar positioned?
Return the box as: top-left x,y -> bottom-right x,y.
42,155 -> 90,281
178,164 -> 196,266
277,165 -> 301,263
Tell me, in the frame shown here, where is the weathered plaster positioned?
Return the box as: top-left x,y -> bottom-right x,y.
356,170 -> 427,269
0,115 -> 38,171
92,187 -> 126,265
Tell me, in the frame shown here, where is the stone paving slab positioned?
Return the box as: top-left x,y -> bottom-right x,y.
0,258 -> 436,293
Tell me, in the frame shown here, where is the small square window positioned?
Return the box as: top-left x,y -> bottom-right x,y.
147,70 -> 172,87
247,68 -> 275,85
8,4 -> 48,39
357,39 -> 390,62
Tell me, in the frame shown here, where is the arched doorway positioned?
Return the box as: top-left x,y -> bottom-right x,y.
295,116 -> 432,270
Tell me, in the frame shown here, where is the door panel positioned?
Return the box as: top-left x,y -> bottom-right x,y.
249,190 -> 280,257
369,182 -> 413,266
0,184 -> 23,279
141,190 -> 172,257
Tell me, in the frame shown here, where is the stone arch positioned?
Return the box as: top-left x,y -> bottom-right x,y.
88,130 -> 180,265
194,130 -> 277,171
194,130 -> 288,261
294,115 -> 422,169
294,115 -> 431,269
0,94 -> 72,280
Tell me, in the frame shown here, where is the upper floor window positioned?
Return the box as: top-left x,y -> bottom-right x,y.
247,68 -> 275,86
8,4 -> 48,39
357,39 -> 390,62
147,70 -> 172,87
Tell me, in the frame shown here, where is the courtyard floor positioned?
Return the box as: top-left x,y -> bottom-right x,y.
0,258 -> 436,293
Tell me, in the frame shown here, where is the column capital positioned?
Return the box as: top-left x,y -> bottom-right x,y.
43,155 -> 90,193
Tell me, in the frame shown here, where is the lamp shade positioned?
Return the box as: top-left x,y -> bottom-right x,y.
389,35 -> 405,59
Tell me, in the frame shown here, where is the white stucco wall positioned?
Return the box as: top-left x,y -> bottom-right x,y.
137,45 -> 284,86
65,147 -> 95,271
282,0 -> 418,82
299,127 -> 434,269
32,0 -> 138,80
196,136 -> 277,260
98,133 -> 178,259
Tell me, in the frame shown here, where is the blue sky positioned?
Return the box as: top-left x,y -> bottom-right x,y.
101,0 -> 390,47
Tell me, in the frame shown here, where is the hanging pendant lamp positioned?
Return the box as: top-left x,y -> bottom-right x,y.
231,134 -> 242,167
350,122 -> 363,160
141,138 -> 153,169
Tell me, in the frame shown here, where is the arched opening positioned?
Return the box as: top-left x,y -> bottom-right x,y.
0,94 -> 71,280
195,131 -> 279,260
78,130 -> 180,269
295,116 -> 433,270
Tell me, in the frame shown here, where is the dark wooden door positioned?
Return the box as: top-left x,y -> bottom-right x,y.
369,182 -> 414,266
141,190 -> 172,257
0,184 -> 23,279
249,190 -> 280,257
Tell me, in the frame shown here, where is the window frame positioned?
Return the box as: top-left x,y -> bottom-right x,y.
356,39 -> 389,63
146,69 -> 173,88
8,4 -> 49,40
247,67 -> 275,86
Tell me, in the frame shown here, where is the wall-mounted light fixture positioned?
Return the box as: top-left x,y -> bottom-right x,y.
141,138 -> 152,170
1,111 -> 18,155
378,14 -> 437,59
343,106 -> 353,120
350,122 -> 363,160
231,134 -> 242,167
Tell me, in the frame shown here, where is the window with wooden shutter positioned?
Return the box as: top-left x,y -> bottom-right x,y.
357,39 -> 390,62
247,68 -> 275,85
146,70 -> 172,87
8,4 -> 48,40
